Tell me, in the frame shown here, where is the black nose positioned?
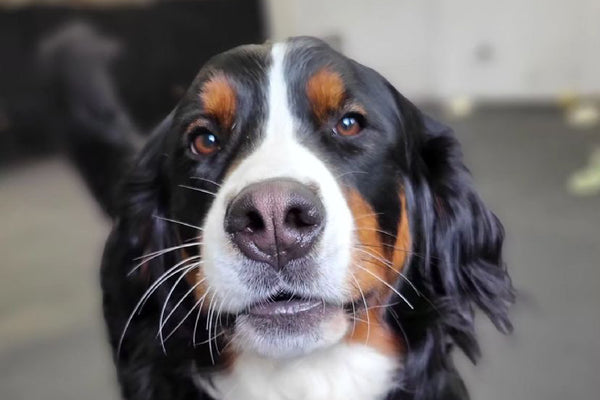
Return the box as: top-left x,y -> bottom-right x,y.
224,179 -> 325,269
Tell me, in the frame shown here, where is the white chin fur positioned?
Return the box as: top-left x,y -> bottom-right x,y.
195,341 -> 400,400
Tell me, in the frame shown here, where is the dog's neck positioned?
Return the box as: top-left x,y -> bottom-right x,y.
194,342 -> 400,400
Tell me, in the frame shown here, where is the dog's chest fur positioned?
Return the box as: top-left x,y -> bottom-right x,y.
194,343 -> 400,400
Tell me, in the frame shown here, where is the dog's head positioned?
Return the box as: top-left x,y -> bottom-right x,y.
117,37 -> 513,398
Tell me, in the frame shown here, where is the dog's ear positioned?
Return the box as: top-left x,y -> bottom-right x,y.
418,113 -> 514,351
118,113 -> 173,244
384,88 -> 514,399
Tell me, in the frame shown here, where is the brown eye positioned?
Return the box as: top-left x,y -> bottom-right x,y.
190,128 -> 220,155
334,113 -> 364,136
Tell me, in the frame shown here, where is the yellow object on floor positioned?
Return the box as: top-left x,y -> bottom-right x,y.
567,147 -> 600,196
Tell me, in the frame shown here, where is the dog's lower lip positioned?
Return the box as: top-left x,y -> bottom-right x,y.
247,299 -> 322,316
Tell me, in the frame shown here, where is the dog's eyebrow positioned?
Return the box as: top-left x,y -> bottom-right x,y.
199,72 -> 237,128
306,67 -> 345,122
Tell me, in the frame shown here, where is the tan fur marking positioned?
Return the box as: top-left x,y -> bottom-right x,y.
344,189 -> 411,355
347,307 -> 404,355
306,68 -> 346,122
180,246 -> 208,298
200,73 -> 237,128
391,194 -> 411,276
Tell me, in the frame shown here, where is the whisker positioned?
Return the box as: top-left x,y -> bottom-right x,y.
134,242 -> 201,262
350,272 -> 370,344
163,291 -> 210,343
336,170 -> 368,179
190,177 -> 222,187
352,263 -> 414,310
206,292 -> 218,365
357,241 -> 435,262
195,330 -> 226,345
179,184 -> 217,197
357,242 -> 416,256
138,257 -> 203,311
356,246 -> 440,313
117,257 -> 201,356
387,308 -> 411,353
213,296 -> 227,356
354,226 -> 398,239
158,275 -> 206,350
353,212 -> 383,221
353,247 -> 420,294
129,243 -> 202,275
349,291 -> 357,337
193,287 -> 212,347
365,301 -> 402,310
159,278 -> 205,331
154,215 -> 203,231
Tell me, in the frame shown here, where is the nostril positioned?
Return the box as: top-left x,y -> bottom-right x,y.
284,206 -> 319,230
245,210 -> 265,232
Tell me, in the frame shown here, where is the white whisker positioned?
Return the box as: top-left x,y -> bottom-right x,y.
117,257 -> 202,356
353,263 -> 414,310
190,177 -> 222,187
158,274 -> 205,352
129,243 -> 202,275
178,184 -> 217,197
154,215 -> 204,231
138,257 -> 202,310
350,273 -> 370,344
353,247 -> 419,294
163,291 -> 210,342
193,287 -> 212,347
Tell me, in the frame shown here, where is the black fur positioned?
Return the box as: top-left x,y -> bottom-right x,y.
383,92 -> 514,400
53,30 -> 513,400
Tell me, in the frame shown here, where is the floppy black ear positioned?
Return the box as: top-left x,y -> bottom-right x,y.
101,113 -> 179,351
418,114 -> 514,349
117,113 -> 174,251
101,114 -> 217,397
384,89 -> 513,400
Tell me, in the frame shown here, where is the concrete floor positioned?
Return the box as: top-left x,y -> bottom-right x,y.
1,108 -> 599,400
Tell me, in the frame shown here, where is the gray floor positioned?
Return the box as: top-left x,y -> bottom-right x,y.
1,108 -> 599,400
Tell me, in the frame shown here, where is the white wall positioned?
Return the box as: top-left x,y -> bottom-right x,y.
265,0 -> 600,101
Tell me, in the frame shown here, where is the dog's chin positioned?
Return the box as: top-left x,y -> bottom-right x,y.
232,300 -> 349,359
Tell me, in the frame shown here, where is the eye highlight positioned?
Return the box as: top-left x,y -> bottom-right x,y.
189,127 -> 220,155
333,113 -> 365,137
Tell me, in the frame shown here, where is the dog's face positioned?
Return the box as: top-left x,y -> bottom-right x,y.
120,37 -> 512,397
161,38 -> 414,358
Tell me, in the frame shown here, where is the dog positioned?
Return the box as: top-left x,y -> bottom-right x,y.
52,29 -> 513,400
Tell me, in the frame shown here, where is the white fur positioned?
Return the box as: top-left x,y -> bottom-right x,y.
196,343 -> 400,400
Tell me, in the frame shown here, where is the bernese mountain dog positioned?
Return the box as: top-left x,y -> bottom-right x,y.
54,30 -> 513,400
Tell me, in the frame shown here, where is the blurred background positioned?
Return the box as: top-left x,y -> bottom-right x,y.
1,1 -> 599,399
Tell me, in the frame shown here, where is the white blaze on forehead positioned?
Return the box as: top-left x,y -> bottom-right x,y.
200,42 -> 354,312
266,43 -> 293,141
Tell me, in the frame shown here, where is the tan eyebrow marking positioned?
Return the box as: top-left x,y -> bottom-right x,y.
306,67 -> 346,122
199,73 -> 237,128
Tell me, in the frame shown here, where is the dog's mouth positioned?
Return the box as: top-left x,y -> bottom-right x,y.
240,290 -> 369,318
244,292 -> 323,317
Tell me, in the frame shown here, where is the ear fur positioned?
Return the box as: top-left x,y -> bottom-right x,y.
385,90 -> 514,400
100,114 -> 217,398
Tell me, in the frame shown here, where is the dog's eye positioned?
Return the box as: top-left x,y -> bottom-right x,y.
334,113 -> 364,137
189,128 -> 220,155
